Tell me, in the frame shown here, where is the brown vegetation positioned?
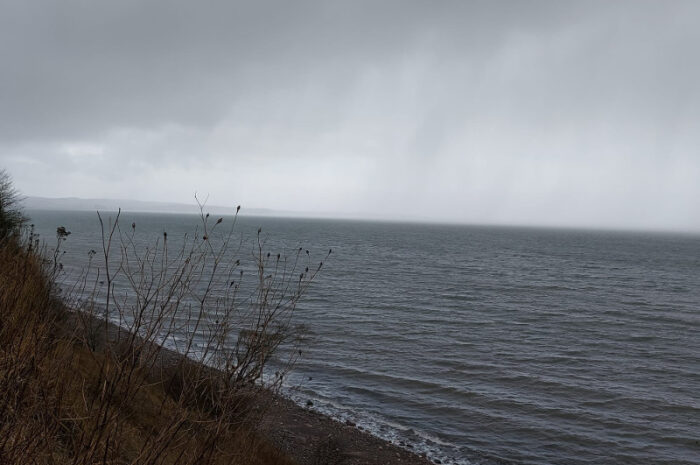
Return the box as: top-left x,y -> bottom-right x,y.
0,171 -> 328,465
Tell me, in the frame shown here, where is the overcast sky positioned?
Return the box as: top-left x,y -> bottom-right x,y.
1,0 -> 699,231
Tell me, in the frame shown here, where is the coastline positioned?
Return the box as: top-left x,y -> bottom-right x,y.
258,393 -> 434,465
79,312 -> 435,465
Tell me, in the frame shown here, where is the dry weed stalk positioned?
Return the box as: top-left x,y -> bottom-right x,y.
0,176 -> 327,465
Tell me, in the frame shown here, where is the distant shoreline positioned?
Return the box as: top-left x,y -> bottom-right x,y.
23,199 -> 700,236
22,196 -> 280,217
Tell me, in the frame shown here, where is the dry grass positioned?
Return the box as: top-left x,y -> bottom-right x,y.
0,230 -> 304,465
0,177 -> 327,464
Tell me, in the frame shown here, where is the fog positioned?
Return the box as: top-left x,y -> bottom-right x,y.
1,0 -> 699,231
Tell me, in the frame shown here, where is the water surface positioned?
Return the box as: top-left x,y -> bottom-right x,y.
28,210 -> 700,465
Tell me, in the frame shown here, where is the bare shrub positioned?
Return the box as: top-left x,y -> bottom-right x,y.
0,171 -> 327,465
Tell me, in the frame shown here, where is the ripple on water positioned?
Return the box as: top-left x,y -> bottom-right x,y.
29,211 -> 700,465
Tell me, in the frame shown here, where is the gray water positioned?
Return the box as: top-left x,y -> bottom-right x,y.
28,210 -> 700,465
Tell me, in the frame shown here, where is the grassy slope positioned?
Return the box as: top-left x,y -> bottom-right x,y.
0,238 -> 295,465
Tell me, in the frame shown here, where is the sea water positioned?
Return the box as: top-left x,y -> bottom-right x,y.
27,210 -> 700,465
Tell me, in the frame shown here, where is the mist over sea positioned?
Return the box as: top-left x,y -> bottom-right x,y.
28,210 -> 700,465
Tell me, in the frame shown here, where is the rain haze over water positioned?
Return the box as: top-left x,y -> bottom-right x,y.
2,0 -> 700,231
3,1 -> 700,464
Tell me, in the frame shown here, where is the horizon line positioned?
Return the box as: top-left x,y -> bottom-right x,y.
22,195 -> 700,237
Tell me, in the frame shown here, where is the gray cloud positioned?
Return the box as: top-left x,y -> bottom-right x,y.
1,0 -> 699,230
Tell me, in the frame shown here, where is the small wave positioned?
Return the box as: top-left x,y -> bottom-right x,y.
283,387 -> 474,465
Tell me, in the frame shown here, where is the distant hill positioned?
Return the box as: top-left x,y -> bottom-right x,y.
22,196 -> 281,217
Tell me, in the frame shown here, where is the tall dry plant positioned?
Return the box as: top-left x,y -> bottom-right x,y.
0,170 -> 327,465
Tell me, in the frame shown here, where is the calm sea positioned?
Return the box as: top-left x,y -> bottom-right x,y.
27,210 -> 700,465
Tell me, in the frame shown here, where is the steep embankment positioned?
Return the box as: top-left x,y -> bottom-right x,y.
0,238 -> 295,465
